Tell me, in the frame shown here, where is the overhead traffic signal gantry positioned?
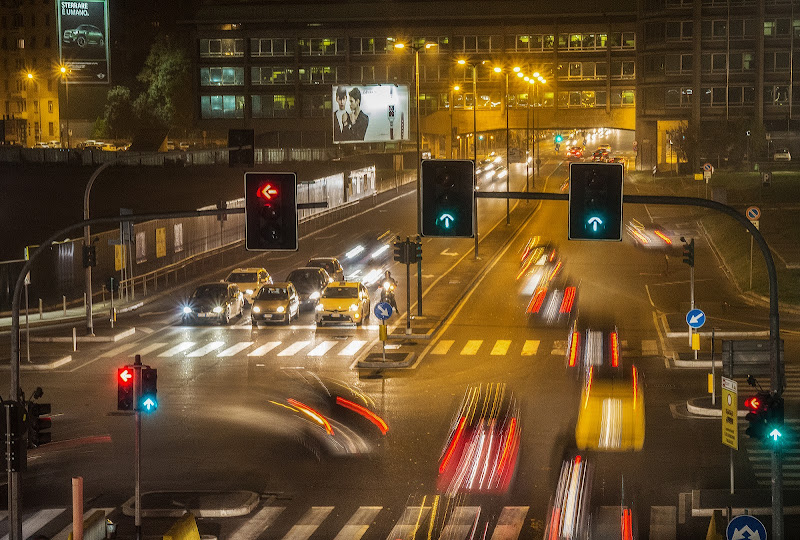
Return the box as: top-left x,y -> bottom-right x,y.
421,159 -> 474,237
568,162 -> 624,241
245,172 -> 298,251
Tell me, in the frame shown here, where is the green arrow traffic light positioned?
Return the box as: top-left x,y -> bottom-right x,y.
587,216 -> 603,232
437,213 -> 455,229
769,428 -> 782,442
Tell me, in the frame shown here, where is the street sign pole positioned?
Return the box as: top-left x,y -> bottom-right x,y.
134,354 -> 142,540
405,238 -> 411,334
721,376 -> 738,496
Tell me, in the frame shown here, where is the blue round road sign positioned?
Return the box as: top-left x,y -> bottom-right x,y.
374,302 -> 393,321
686,308 -> 706,329
726,515 -> 766,540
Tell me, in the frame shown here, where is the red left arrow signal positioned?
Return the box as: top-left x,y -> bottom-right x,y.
258,183 -> 278,200
119,369 -> 132,383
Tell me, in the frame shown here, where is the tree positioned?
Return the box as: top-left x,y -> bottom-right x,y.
103,85 -> 135,139
132,36 -> 192,133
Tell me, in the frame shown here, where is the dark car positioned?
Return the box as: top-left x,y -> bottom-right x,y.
285,267 -> 330,309
306,257 -> 344,282
63,24 -> 104,47
181,282 -> 244,325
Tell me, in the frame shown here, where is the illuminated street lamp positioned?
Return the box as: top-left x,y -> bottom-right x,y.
59,66 -> 71,149
26,72 -> 42,144
458,58 -> 480,258
492,64 -> 522,225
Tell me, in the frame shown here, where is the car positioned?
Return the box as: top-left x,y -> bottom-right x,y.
624,219 -> 675,252
179,142 -> 190,151
517,237 -> 561,293
265,371 -> 388,457
566,325 -> 623,373
285,267 -> 330,309
181,282 -> 244,325
609,156 -> 626,165
101,143 -> 117,152
305,257 -> 344,282
526,276 -> 578,328
494,165 -> 508,179
566,146 -> 583,159
437,383 -> 521,495
544,455 -> 593,540
33,142 -> 49,149
225,267 -> 272,305
47,141 -> 62,148
591,149 -> 610,162
774,148 -> 792,161
575,364 -> 645,451
251,282 -> 300,326
62,24 -> 104,47
315,281 -> 370,326
597,143 -> 612,153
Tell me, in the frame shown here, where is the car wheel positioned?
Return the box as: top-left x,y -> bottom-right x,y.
99,37 -> 104,47
77,36 -> 86,47
285,311 -> 292,325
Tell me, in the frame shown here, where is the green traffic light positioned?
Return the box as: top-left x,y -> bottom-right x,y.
587,216 -> 603,232
437,213 -> 455,229
769,427 -> 782,442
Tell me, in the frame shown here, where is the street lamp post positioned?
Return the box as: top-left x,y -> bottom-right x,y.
26,73 -> 41,145
60,66 -> 70,149
459,59 -> 480,258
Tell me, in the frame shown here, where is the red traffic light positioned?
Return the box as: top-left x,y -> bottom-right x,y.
258,183 -> 279,201
119,368 -> 132,384
745,395 -> 764,411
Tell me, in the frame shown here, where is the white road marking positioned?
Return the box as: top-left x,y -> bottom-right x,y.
278,341 -> 310,356
158,342 -> 196,357
460,340 -> 483,355
521,340 -> 540,356
339,341 -> 368,356
307,341 -> 337,357
248,342 -> 281,356
281,506 -> 333,540
489,506 -> 529,540
101,343 -> 138,357
218,342 -> 254,357
187,341 -> 225,357
332,506 -> 382,540
491,340 -> 511,356
229,507 -> 284,540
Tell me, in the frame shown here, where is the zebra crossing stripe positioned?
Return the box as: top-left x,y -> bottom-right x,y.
461,340 -> 483,355
229,507 -> 284,540
218,342 -> 254,357
385,506 -> 431,540
187,341 -> 225,357
135,342 -> 168,357
491,340 -> 511,356
158,342 -> 196,357
339,341 -> 368,356
431,341 -> 454,355
0,508 -> 64,540
440,506 -> 480,538
101,342 -> 139,357
308,341 -> 337,357
521,340 -> 540,356
490,506 -> 529,540
248,342 -> 281,356
332,506 -> 382,540
278,341 -> 311,357
281,506 -> 334,540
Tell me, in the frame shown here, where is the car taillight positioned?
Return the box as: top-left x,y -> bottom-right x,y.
559,286 -> 576,313
527,289 -> 547,314
610,331 -> 620,368
440,417 -> 467,473
336,396 -> 388,434
632,366 -> 638,409
622,508 -> 633,540
287,398 -> 334,435
654,230 -> 672,245
495,417 -> 517,477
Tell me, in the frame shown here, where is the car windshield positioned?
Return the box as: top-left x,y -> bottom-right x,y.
322,286 -> 357,299
256,287 -> 288,300
307,260 -> 334,274
287,271 -> 320,291
192,285 -> 227,299
227,272 -> 258,283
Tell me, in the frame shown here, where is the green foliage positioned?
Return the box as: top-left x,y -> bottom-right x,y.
91,117 -> 108,139
133,36 -> 192,131
103,85 -> 135,139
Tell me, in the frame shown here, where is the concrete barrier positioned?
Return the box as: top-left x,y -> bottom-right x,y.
163,513 -> 201,540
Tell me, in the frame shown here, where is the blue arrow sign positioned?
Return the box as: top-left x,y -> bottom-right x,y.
587,216 -> 603,232
686,308 -> 706,329
142,398 -> 157,412
374,302 -> 393,321
726,515 -> 766,540
437,213 -> 455,229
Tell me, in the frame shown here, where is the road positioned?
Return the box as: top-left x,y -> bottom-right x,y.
2,141 -> 799,539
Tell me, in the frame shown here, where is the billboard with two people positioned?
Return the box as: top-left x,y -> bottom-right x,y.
332,85 -> 410,144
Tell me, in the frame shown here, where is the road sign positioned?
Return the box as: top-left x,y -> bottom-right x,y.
746,206 -> 761,221
703,162 -> 713,171
703,170 -> 711,181
721,377 -> 738,450
751,219 -> 760,230
726,515 -> 766,540
686,308 -> 706,328
374,302 -> 393,321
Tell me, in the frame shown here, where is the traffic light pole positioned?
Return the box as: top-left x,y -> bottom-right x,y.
134,354 -> 142,540
405,239 -> 411,334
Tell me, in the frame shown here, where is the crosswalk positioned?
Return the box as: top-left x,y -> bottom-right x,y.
101,337 -> 661,361
743,418 -> 800,487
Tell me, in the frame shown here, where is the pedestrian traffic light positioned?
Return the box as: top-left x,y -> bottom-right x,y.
744,392 -> 770,440
117,367 -> 134,411
82,245 -> 96,268
393,238 -> 407,263
568,162 -> 624,241
28,402 -> 51,447
681,237 -> 695,267
421,159 -> 474,237
228,128 -> 254,167
139,367 -> 157,412
245,172 -> 298,251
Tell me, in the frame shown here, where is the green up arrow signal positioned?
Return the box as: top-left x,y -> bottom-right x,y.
142,397 -> 157,411
770,428 -> 782,442
587,216 -> 603,232
437,213 -> 455,229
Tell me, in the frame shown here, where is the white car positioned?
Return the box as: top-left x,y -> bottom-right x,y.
774,148 -> 792,161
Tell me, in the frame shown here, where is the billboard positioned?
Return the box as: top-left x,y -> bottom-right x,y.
57,0 -> 110,84
332,85 -> 410,144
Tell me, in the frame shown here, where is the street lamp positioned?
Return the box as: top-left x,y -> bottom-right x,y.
527,72 -> 547,191
492,64 -> 521,225
26,72 -> 41,145
59,66 -> 70,149
395,40 -> 436,234
459,58 -> 480,258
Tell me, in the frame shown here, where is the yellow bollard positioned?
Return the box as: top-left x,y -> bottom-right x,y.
379,324 -> 387,342
708,373 -> 714,394
692,332 -> 700,351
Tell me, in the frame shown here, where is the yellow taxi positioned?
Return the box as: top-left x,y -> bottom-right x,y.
315,282 -> 370,326
225,267 -> 272,305
576,365 -> 645,451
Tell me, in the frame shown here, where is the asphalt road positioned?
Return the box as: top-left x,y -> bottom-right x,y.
3,145 -> 799,539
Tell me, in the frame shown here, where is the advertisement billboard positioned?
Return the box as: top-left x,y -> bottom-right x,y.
57,0 -> 110,84
332,85 -> 410,144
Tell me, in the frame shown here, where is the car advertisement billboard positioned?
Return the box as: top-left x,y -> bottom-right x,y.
332,85 -> 410,144
57,0 -> 110,84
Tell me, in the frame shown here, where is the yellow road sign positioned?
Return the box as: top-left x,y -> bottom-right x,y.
379,324 -> 387,342
721,376 -> 738,450
156,227 -> 167,258
691,332 -> 700,350
114,244 -> 126,271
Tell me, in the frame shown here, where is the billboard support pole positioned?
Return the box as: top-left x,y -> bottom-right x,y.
415,49 -> 422,235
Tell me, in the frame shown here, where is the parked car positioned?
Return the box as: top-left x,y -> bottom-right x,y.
62,24 -> 104,47
774,148 -> 792,161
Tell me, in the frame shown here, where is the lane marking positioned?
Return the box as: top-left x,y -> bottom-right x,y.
490,506 -> 529,540
460,340 -> 483,355
158,342 -> 196,357
491,340 -> 511,356
1,508 -> 64,540
332,506 -> 382,540
229,507 -> 284,540
278,341 -> 310,356
307,341 -> 337,357
431,340 -> 454,355
135,342 -> 168,357
521,340 -> 540,356
248,342 -> 281,356
187,341 -> 225,357
101,343 -> 138,358
281,506 -> 333,540
339,340 -> 368,356
218,341 -> 254,357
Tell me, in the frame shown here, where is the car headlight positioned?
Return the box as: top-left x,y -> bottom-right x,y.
315,304 -> 324,311
349,304 -> 359,312
245,289 -> 254,295
309,291 -> 321,300
276,306 -> 285,313
182,306 -> 192,314
252,306 -> 261,313
213,306 -> 223,313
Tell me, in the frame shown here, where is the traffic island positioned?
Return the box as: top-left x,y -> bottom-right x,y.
122,490 -> 259,519
357,351 -> 416,369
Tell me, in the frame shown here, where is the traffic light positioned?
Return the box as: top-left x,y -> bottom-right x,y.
568,162 -> 624,241
3,400 -> 26,471
744,392 -> 770,440
245,172 -> 298,251
228,128 -> 254,167
82,245 -> 96,268
766,395 -> 784,444
681,237 -> 695,267
421,159 -> 474,237
117,367 -> 134,411
28,402 -> 51,447
393,238 -> 407,263
414,239 -> 423,263
555,134 -> 563,143
139,367 -> 157,412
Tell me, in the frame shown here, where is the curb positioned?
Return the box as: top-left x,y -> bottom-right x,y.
31,327 -> 136,343
685,397 -> 747,418
665,330 -> 769,339
357,352 -> 416,369
121,490 -> 259,519
0,355 -> 72,370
